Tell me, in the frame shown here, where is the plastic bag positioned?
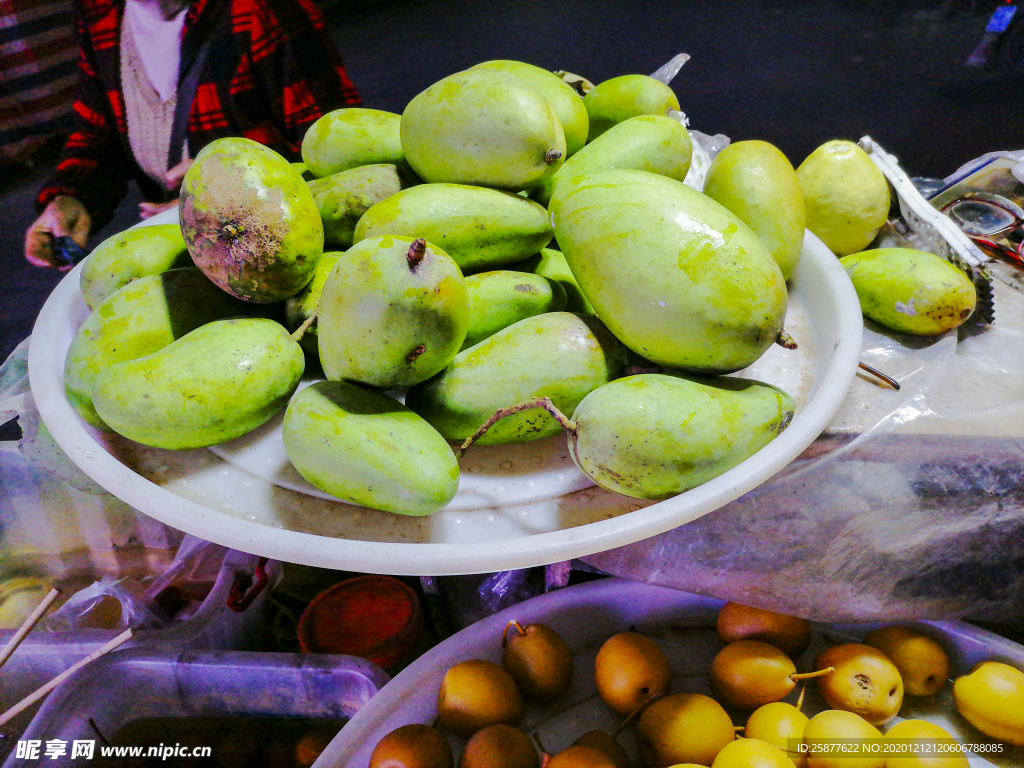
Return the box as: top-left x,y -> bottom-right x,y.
437,570 -> 540,629
43,576 -> 167,632
145,535 -> 230,622
0,337 -> 106,495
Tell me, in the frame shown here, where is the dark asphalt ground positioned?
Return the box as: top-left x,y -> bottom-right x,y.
3,0 -> 1023,365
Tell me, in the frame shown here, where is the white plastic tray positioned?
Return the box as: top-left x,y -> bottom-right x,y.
28,209 -> 862,574
320,578 -> 1021,768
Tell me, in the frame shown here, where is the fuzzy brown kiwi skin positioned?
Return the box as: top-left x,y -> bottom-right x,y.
503,622 -> 575,704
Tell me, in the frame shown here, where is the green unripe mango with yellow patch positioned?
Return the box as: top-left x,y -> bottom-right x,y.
405,312 -> 626,445
80,224 -> 189,310
702,140 -> 805,281
401,69 -> 566,191
300,108 -> 406,178
840,248 -> 976,335
471,59 -> 589,157
284,251 -> 343,355
510,248 -> 594,314
583,74 -> 680,142
65,268 -> 257,429
308,164 -> 415,249
318,236 -> 468,389
462,270 -> 566,350
550,169 -> 787,373
283,381 -> 459,517
567,373 -> 795,499
353,183 -> 553,273
532,114 -> 692,207
92,318 -> 304,449
180,137 -> 323,303
797,140 -> 890,256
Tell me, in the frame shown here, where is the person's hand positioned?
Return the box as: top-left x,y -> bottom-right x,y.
24,196 -> 91,269
139,200 -> 178,219
165,158 -> 193,190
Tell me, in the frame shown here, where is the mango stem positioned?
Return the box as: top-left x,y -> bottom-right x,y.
796,682 -> 806,712
290,307 -> 318,342
455,397 -> 576,461
406,238 -> 427,269
544,149 -> 563,164
775,329 -> 798,350
502,619 -> 527,647
791,667 -> 834,681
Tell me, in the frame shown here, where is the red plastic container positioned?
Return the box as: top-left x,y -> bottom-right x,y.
297,576 -> 423,670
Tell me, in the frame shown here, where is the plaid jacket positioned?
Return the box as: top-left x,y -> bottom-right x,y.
37,0 -> 361,229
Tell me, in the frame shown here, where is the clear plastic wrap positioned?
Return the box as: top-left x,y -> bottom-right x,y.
437,570 -> 541,629
42,576 -> 166,632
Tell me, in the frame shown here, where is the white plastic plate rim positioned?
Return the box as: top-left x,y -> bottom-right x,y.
28,218 -> 862,574
316,577 -> 1021,768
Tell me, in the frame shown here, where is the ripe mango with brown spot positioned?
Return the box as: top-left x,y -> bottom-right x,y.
180,137 -> 323,303
839,248 -> 976,335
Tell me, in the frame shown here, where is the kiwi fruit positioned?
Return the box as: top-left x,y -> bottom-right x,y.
594,631 -> 672,717
717,602 -> 812,658
437,659 -> 524,739
503,621 -> 574,704
369,724 -> 454,768
459,724 -> 538,768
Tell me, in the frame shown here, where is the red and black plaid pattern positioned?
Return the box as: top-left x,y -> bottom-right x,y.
37,0 -> 361,229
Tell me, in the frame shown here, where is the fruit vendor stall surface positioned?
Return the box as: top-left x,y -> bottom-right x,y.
319,578 -> 1024,768
25,208 -> 863,575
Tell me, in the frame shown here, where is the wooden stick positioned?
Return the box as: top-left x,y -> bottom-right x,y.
0,588 -> 60,671
0,628 -> 133,725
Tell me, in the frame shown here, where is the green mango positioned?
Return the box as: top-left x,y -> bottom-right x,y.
703,140 -> 806,281
92,318 -> 304,449
180,137 -> 323,303
300,108 -> 405,178
353,183 -> 553,273
840,248 -> 976,335
318,236 -> 468,388
510,248 -> 594,314
283,381 -> 459,516
400,69 -> 566,191
583,74 -> 680,143
550,169 -> 787,373
568,373 -> 795,499
65,268 -> 255,429
471,59 -> 589,157
406,312 -> 625,445
532,114 -> 692,207
80,224 -> 189,310
308,164 -> 414,249
462,271 -> 566,349
284,251 -> 343,355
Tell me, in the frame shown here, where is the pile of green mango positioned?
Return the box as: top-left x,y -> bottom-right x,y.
69,56 -> 865,518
